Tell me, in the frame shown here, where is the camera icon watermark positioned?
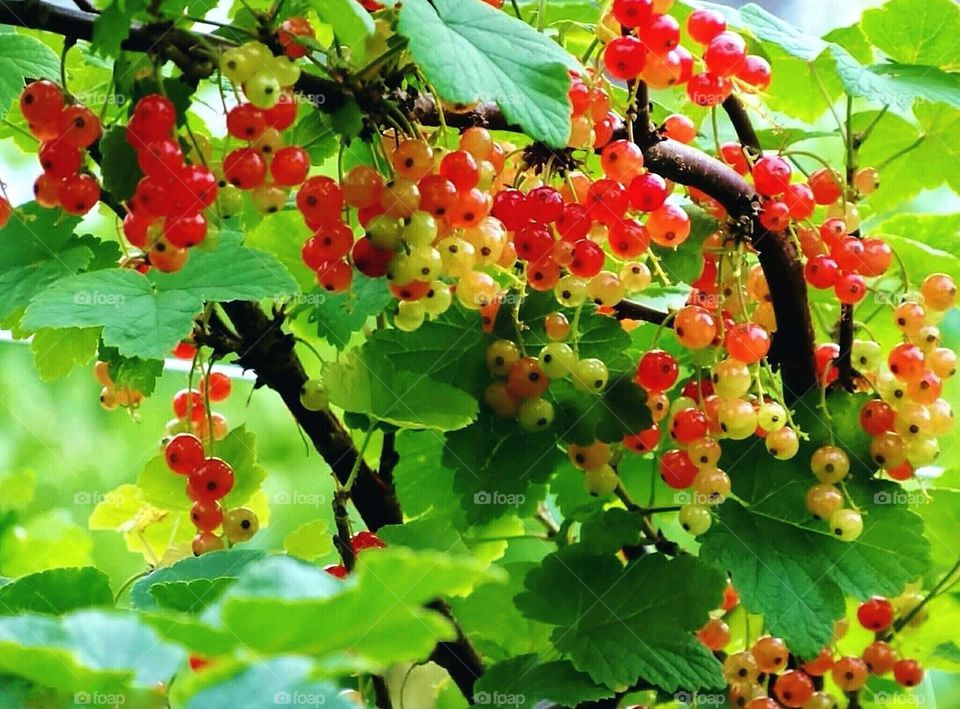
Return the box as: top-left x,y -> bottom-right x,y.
74,691 -> 126,705
675,690 -> 724,706
473,691 -> 525,706
274,691 -> 327,705
73,291 -> 125,307
874,490 -> 927,506
874,692 -> 926,705
473,491 -> 525,507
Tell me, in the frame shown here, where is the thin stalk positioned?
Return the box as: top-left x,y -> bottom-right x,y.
876,135 -> 925,170
342,428 -> 376,494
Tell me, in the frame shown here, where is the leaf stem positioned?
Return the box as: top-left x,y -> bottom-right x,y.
876,135 -> 925,170
342,427 -> 376,494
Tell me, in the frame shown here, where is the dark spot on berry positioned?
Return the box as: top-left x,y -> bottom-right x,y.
241,519 -> 251,529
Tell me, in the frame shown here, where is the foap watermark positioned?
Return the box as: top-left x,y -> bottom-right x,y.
674,490 -> 723,506
73,491 -> 116,507
473,491 -> 525,507
874,490 -> 928,506
74,691 -> 126,705
473,691 -> 525,706
276,292 -> 328,307
73,291 -> 125,307
674,690 -> 725,706
72,91 -> 128,107
874,691 -> 927,706
273,490 -> 327,508
274,691 -> 326,705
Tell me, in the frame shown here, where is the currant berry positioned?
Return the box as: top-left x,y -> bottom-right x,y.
802,648 -> 834,677
297,176 -> 344,224
693,466 -> 731,504
539,342 -> 576,379
893,659 -> 924,688
20,80 -> 64,126
192,532 -> 225,556
757,402 -> 787,432
921,273 -> 957,311
704,31 -> 747,77
190,500 -> 223,532
623,425 -> 660,453
518,397 -> 555,432
752,155 -> 792,196
571,358 -> 609,393
603,36 -> 647,80
888,343 -> 926,382
223,507 -> 259,542
679,504 -> 712,535
829,508 -> 863,542
59,174 -> 101,215
723,651 -> 760,685
486,339 -> 521,377
659,449 -> 699,489
711,358 -> 751,399
835,273 -> 867,305
270,146 -> 310,186
316,260 -> 353,293
857,596 -> 894,632
725,323 -> 770,364
671,408 -> 709,444
567,441 -> 611,471
696,617 -> 729,650
165,433 -> 205,475
187,457 -> 235,503
773,669 -> 814,708
583,464 -> 619,496
832,656 -> 869,692
687,8 -> 727,44
862,640 -> 896,676
300,379 -> 328,411
636,350 -> 678,392
804,483 -> 842,521
506,357 -> 549,400
752,636 -> 789,674
647,203 -> 691,247
810,445 -> 850,484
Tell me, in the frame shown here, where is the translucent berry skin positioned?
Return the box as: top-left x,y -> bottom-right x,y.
738,55 -> 772,90
752,155 -> 792,196
270,146 -> 310,186
773,670 -> 815,708
165,433 -> 205,475
132,94 -> 177,141
59,105 -> 101,148
639,13 -> 680,54
223,148 -> 267,189
636,349 -> 679,392
439,150 -> 479,191
835,273 -> 867,305
892,659 -> 924,687
674,306 -> 717,350
190,500 -> 223,532
59,174 -> 101,215
569,239 -> 606,278
603,36 -> 647,80
725,323 -> 770,364
808,168 -> 843,205
671,408 -> 709,444
704,31 -> 747,77
860,399 -> 895,435
191,532 -> 224,556
696,618 -> 729,650
832,656 -> 869,692
187,457 -> 235,503
752,636 -> 789,674
857,596 -> 894,632
316,260 -> 353,293
20,80 -> 64,126
888,343 -> 926,382
226,103 -> 267,141
687,9 -> 727,44
659,449 -> 699,488
627,173 -> 669,212
506,357 -> 549,400
862,640 -> 896,676
623,425 -> 660,453
200,372 -> 232,402
611,0 -> 653,27
352,530 -> 387,553
297,176 -> 344,224
173,388 -> 205,423
39,141 -> 82,178
686,71 -> 732,107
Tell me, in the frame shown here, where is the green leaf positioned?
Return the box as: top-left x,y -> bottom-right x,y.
30,327 -> 100,381
823,23 -> 874,65
308,0 -> 374,49
444,409 -> 561,523
301,275 -> 393,349
476,655 -> 613,708
738,4 -> 827,62
0,204 -> 91,324
366,302 -> 489,395
93,0 -> 150,57
0,610 -> 184,693
98,343 -> 165,396
245,210 -> 313,291
290,111 -> 338,164
208,550 -> 502,667
831,48 -> 960,111
0,33 -> 60,121
516,549 -> 725,692
99,125 -> 143,202
130,549 -> 265,611
881,234 -> 960,280
874,212 -> 960,250
23,232 -> 297,359
0,510 -> 93,576
397,0 -> 575,147
282,520 -> 333,561
861,0 -> 960,69
324,347 -> 479,431
172,657 -> 355,709
578,507 -> 643,555
551,375 -> 652,445
0,568 -> 112,616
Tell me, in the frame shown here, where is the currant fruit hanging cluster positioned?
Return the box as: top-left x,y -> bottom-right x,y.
323,530 -> 387,578
697,584 -> 928,708
20,80 -> 102,216
161,372 -> 260,556
123,94 -> 218,273
93,360 -> 144,411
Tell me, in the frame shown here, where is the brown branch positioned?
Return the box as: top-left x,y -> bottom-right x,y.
722,95 -> 761,153
612,300 -> 669,324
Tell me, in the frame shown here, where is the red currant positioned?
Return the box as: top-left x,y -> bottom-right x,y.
270,145 -> 310,186
659,449 -> 698,488
165,433 -> 205,475
200,372 -> 232,402
857,596 -> 894,631
636,349 -> 678,392
603,36 -> 647,80
59,174 -> 100,215
687,9 -> 727,44
190,500 -> 223,532
752,155 -> 792,196
187,457 -> 235,502
223,147 -> 267,189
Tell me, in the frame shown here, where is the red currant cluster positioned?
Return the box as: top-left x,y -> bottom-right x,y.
19,80 -> 102,215
122,94 -> 218,273
597,2 -> 770,106
567,71 -> 621,150
0,195 -> 10,229
323,530 -> 386,578
698,586 -> 927,708
93,361 -> 144,411
162,373 -> 260,556
277,17 -> 316,59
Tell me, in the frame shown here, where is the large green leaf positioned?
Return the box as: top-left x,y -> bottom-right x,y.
0,568 -> 112,616
23,233 -> 297,359
99,125 -> 143,202
206,550 -> 502,667
738,3 -> 828,62
172,657 -> 356,709
92,0 -> 150,57
308,0 -> 374,49
832,48 -> 960,111
475,654 -> 613,708
516,549 -> 725,692
324,347 -> 479,431
861,0 -> 960,69
300,276 -> 393,350
0,34 -> 59,120
130,549 -> 266,612
397,0 -> 575,147
30,327 -> 100,382
0,610 -> 184,693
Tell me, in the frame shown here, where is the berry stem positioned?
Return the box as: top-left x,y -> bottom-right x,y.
886,557 -> 960,637
342,427 -> 376,495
